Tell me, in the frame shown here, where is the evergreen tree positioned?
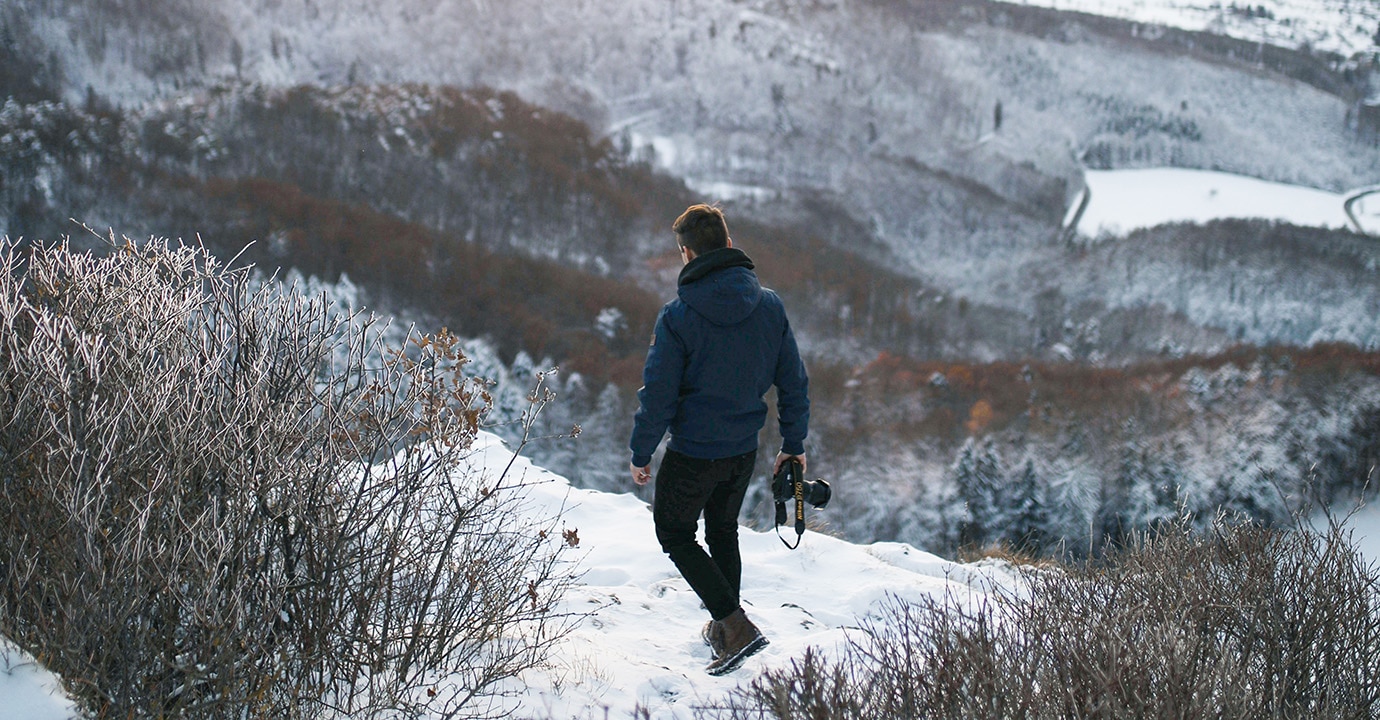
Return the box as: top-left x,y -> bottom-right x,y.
896,478 -> 938,550
932,476 -> 969,554
579,382 -> 631,491
1118,441 -> 1182,534
1210,461 -> 1289,527
1047,467 -> 1098,557
954,439 -> 1003,547
950,440 -> 978,545
975,441 -> 1005,537
1005,459 -> 1050,553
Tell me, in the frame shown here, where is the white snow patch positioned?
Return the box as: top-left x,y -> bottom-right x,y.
684,179 -> 776,203
1077,167 -> 1354,237
1007,0 -> 1380,57
629,132 -> 687,169
0,639 -> 79,720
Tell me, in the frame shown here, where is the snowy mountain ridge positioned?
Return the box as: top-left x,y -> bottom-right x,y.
11,0 -> 1380,324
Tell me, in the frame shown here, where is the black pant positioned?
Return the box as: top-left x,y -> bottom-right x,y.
653,448 -> 757,621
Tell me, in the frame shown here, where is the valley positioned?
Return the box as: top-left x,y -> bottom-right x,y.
2,0 -> 1380,554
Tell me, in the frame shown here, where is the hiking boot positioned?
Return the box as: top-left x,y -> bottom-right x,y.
702,619 -> 726,659
704,607 -> 768,676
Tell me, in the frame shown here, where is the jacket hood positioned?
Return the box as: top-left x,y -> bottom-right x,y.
677,247 -> 762,326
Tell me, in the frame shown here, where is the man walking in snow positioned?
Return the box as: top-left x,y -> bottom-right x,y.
629,203 -> 810,676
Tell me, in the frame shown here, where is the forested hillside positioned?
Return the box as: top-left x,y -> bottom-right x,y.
4,0 -> 1380,555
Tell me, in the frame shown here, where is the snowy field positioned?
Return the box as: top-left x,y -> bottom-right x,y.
1009,0 -> 1380,57
1074,167 -> 1363,237
0,434 -> 1016,719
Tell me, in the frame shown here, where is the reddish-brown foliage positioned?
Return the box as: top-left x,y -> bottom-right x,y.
199,177 -> 660,385
825,344 -> 1380,448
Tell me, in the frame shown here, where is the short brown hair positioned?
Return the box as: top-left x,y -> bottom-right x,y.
672,204 -> 729,256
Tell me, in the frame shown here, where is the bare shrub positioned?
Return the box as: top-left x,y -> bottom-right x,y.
711,517 -> 1380,719
0,234 -> 576,718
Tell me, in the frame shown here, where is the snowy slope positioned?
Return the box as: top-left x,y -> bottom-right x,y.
25,0 -> 1380,192
474,434 -> 1016,717
1075,167 -> 1357,237
16,0 -> 1380,315
0,433 -> 1015,718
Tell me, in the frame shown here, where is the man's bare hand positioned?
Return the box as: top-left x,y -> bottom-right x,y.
630,463 -> 652,486
773,452 -> 806,476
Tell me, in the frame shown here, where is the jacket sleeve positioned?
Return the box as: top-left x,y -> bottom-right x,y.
629,307 -> 686,467
774,315 -> 810,456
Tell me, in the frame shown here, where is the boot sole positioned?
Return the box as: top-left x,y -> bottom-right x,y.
705,635 -> 769,676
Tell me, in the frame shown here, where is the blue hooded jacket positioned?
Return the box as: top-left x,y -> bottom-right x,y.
630,247 -> 810,467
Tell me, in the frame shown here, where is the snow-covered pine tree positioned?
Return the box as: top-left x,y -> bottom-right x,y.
975,441 -> 1005,541
1209,461 -> 1289,527
895,476 -> 939,550
1118,440 -> 1182,534
949,439 -> 979,545
954,439 -> 1003,548
568,382 -> 632,492
1004,458 -> 1051,553
1046,464 -> 1098,557
931,476 -> 969,553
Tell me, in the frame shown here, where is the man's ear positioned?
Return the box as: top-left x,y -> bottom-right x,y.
726,237 -> 734,248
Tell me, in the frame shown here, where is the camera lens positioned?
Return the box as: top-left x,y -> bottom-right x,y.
803,478 -> 831,509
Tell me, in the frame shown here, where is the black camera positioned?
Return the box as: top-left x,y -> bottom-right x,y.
772,457 -> 830,549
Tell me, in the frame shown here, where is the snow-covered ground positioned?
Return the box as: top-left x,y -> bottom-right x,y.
1075,167 -> 1361,237
479,435 -> 1015,717
1010,0 -> 1380,57
9,433 -> 1380,717
0,640 -> 79,720
0,434 -> 1015,718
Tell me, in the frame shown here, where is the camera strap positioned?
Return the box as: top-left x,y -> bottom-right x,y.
775,486 -> 805,550
775,519 -> 803,549
773,457 -> 807,550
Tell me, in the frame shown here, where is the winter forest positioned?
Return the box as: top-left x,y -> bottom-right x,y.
6,0 -> 1380,556
5,0 -> 1380,715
